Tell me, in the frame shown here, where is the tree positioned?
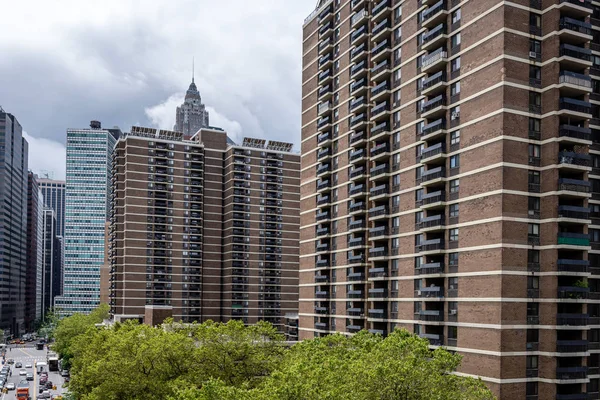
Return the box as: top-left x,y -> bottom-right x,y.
52,303 -> 109,369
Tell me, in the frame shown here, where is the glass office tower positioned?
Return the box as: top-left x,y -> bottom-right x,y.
54,120 -> 120,316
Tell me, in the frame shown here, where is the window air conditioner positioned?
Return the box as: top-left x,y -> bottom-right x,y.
529,51 -> 537,59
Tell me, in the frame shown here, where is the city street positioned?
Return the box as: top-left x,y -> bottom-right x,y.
2,345 -> 67,399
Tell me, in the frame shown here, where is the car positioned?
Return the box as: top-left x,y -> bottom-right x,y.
7,359 -> 14,364
0,379 -> 5,388
45,381 -> 54,389
15,362 -> 22,368
39,391 -> 51,399
25,363 -> 32,368
26,372 -> 34,381
19,369 -> 27,376
6,382 -> 15,390
60,369 -> 69,377
40,375 -> 48,384
41,371 -> 48,378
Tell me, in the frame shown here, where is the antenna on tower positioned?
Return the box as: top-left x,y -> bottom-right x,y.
192,57 -> 195,84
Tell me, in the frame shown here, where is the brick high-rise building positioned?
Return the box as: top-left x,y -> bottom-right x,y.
300,0 -> 600,398
110,126 -> 300,332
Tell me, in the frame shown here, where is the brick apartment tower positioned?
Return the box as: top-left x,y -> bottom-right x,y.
300,0 -> 600,398
110,127 -> 300,332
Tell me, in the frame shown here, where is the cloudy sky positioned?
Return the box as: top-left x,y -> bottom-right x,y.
0,0 -> 316,179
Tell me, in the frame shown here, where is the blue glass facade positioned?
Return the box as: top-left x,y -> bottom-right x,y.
54,124 -> 119,316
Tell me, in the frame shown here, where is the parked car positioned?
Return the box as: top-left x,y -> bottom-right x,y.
25,363 -> 32,368
39,391 -> 52,399
26,372 -> 34,381
6,382 -> 15,390
15,362 -> 22,368
7,359 -> 14,364
19,369 -> 27,376
60,369 -> 70,377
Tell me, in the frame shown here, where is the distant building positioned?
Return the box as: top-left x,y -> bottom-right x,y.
0,109 -> 29,336
173,75 -> 209,136
54,121 -> 121,316
41,208 -> 62,320
38,179 -> 66,237
99,222 -> 110,305
109,126 -> 300,330
25,172 -> 44,330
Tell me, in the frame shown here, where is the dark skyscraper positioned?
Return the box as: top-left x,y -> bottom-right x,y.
0,108 -> 29,336
38,178 -> 66,237
26,172 -> 44,330
173,70 -> 210,136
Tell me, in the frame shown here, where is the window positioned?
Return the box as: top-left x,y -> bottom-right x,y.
392,195 -> 400,207
451,33 -> 461,48
529,118 -> 540,133
528,197 -> 540,214
449,203 -> 459,217
450,130 -> 460,145
527,302 -> 539,318
451,81 -> 461,96
528,144 -> 541,158
392,217 -> 400,228
415,234 -> 423,246
450,179 -> 459,193
449,277 -> 458,290
392,174 -> 400,186
528,223 -> 540,237
528,170 -> 540,184
448,302 -> 458,315
448,326 -> 458,340
393,90 -> 401,104
394,68 -> 401,83
414,301 -> 422,313
529,39 -> 541,55
527,276 -> 539,290
393,153 -> 400,165
526,355 -> 538,370
415,211 -> 423,224
527,329 -> 539,346
529,92 -> 541,108
394,26 -> 402,41
448,252 -> 458,266
392,238 -> 399,249
526,382 -> 538,397
449,228 -> 459,242
451,8 -> 461,24
394,5 -> 402,21
529,65 -> 541,82
450,155 -> 460,169
450,105 -> 460,120
415,188 -> 423,202
529,13 -> 541,28
451,57 -> 461,72
590,228 -> 600,243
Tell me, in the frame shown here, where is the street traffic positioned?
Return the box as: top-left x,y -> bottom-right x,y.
1,344 -> 67,400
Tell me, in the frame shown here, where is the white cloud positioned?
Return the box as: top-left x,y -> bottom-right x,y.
22,131 -> 66,180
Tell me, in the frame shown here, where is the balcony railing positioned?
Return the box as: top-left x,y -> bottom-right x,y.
559,17 -> 592,35
559,71 -> 592,88
559,125 -> 591,141
558,151 -> 591,167
422,0 -> 447,23
560,97 -> 591,114
422,94 -> 446,114
558,205 -> 590,219
556,313 -> 588,326
420,118 -> 446,136
557,259 -> 590,273
556,366 -> 587,380
556,340 -> 588,353
558,232 -> 590,246
560,44 -> 592,62
422,48 -> 447,68
419,142 -> 445,161
559,0 -> 592,9
419,166 -> 446,184
422,24 -> 446,46
417,262 -> 444,274
422,71 -> 446,90
557,285 -> 590,299
421,190 -> 445,205
558,178 -> 590,193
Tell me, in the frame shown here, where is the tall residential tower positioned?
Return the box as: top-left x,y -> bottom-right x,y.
300,1 -> 600,398
54,121 -> 120,316
110,126 -> 300,332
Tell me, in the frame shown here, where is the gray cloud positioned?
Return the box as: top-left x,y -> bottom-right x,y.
0,0 -> 316,176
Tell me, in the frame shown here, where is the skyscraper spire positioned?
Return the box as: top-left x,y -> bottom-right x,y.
192,57 -> 195,84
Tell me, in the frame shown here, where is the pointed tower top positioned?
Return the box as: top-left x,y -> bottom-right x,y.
192,57 -> 195,84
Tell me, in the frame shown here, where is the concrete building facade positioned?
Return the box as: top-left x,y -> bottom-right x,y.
0,109 -> 29,337
300,0 -> 600,398
109,126 -> 300,332
38,178 -> 66,237
25,172 -> 44,330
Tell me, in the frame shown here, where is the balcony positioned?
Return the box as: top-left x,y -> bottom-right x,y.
558,232 -> 590,246
369,246 -> 388,258
417,261 -> 444,275
421,190 -> 445,208
314,322 -> 329,331
369,226 -> 388,238
557,259 -> 590,273
559,71 -> 592,94
419,310 -> 444,322
556,313 -> 588,325
369,267 -> 387,278
317,116 -> 332,131
371,80 -> 389,101
315,290 -> 330,299
372,39 -> 391,62
372,102 -> 390,120
348,271 -> 365,281
422,71 -> 447,96
558,205 -> 590,220
351,24 -> 368,45
350,131 -> 366,146
558,178 -> 590,195
372,0 -> 391,20
418,286 -> 444,298
558,0 -> 593,15
348,236 -> 365,248
372,59 -> 391,81
559,17 -> 592,37
368,288 -> 388,299
418,238 -> 445,253
421,95 -> 446,119
370,164 -> 389,180
370,142 -> 390,158
348,289 -> 364,299
418,166 -> 446,186
370,184 -> 389,199
316,179 -> 331,192
315,210 -> 330,222
349,148 -> 366,162
315,258 -> 330,269
350,166 -> 366,180
419,143 -> 446,163
369,205 -> 387,218
417,214 -> 445,231
559,97 -> 591,116
351,8 -> 367,26
559,125 -> 591,142
558,151 -> 591,169
556,366 -> 587,380
559,44 -> 592,68
318,69 -> 332,84
350,43 -> 367,62
350,60 -> 368,80
319,53 -> 333,70
371,122 -> 390,140
419,333 -> 444,346
317,148 -> 331,161
422,0 -> 448,28
316,163 -> 331,177
556,340 -> 588,353
420,118 -> 446,140
372,19 -> 391,40
422,48 -> 448,73
347,253 -> 365,265
557,285 -> 590,299
349,184 -> 367,198
319,20 -> 333,39
348,219 -> 366,231
421,24 -> 447,51
368,308 -> 387,319
350,78 -> 368,95
348,201 -> 366,214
